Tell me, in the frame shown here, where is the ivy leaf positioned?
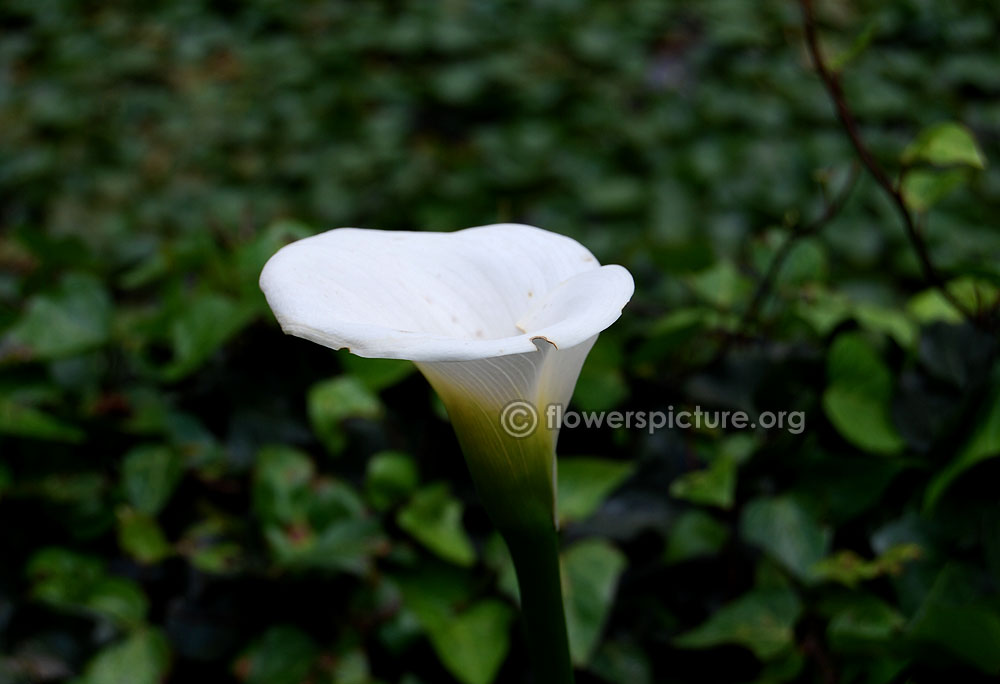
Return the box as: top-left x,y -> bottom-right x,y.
664,509 -> 730,564
121,444 -> 182,516
397,483 -> 476,566
925,371 -> 1000,509
822,332 -> 904,455
117,507 -> 173,564
674,587 -> 802,660
77,629 -> 171,684
307,376 -> 382,455
162,292 -> 255,380
901,168 -> 969,213
4,273 -> 111,360
236,626 -> 318,684
902,122 -> 986,170
396,566 -> 513,684
908,566 -> 1000,674
741,496 -> 831,583
557,457 -> 633,524
561,539 -> 627,666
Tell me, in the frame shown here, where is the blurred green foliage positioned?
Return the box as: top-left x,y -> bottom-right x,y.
2,0 -> 1000,682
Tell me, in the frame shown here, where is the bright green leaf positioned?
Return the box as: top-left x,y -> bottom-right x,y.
557,457 -> 633,524
0,395 -> 84,442
822,332 -> 904,454
27,548 -> 148,626
902,122 -> 986,170
308,376 -> 382,455
397,483 -> 476,566
670,437 -> 753,510
365,450 -> 419,511
117,507 -> 172,564
901,168 -> 968,213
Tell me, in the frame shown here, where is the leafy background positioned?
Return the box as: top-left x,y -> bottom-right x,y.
2,0 -> 999,682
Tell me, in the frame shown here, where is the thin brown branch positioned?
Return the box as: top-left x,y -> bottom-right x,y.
798,0 -> 976,322
738,163 -> 860,332
705,164 -> 860,366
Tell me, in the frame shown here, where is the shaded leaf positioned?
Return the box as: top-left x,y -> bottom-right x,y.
236,626 -> 317,684
741,496 -> 831,583
908,566 -> 1000,674
396,566 -> 513,684
397,483 -> 476,566
664,509 -> 730,564
822,332 -> 904,454
117,507 -> 173,564
4,273 -> 111,360
162,292 -> 254,380
827,595 -> 905,650
307,376 -> 382,455
77,629 -> 170,684
557,457 -> 633,524
561,539 -> 627,666
365,450 -> 419,511
674,587 -> 802,660
925,371 -> 1000,509
901,168 -> 968,213
121,444 -> 182,516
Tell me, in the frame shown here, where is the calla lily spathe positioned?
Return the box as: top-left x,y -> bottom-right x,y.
260,223 -> 633,527
260,223 -> 633,684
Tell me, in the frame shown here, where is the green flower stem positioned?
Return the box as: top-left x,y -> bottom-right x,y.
503,521 -> 575,684
417,366 -> 575,683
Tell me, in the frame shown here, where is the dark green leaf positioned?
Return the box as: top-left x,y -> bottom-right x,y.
674,587 -> 802,660
4,273 -> 111,360
121,444 -> 182,515
237,626 -> 318,684
77,630 -> 170,684
397,483 -> 476,566
307,376 -> 382,455
740,496 -> 831,583
561,539 -> 627,666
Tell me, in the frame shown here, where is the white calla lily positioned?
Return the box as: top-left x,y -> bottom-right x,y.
260,223 -> 633,524
260,223 -> 633,684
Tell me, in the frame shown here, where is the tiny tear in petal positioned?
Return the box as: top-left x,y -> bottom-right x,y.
531,335 -> 558,350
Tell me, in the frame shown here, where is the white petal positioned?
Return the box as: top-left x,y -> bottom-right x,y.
259,224 -> 633,362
